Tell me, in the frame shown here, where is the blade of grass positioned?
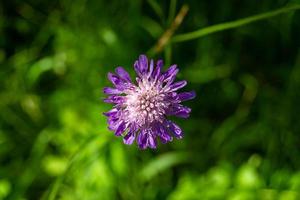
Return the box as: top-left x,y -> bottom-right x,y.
140,16 -> 164,38
139,152 -> 190,182
7,129 -> 52,200
172,4 -> 300,43
167,0 -> 177,25
46,134 -> 106,200
147,0 -> 164,21
164,44 -> 172,67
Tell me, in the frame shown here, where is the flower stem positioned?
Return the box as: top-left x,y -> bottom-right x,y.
148,4 -> 189,56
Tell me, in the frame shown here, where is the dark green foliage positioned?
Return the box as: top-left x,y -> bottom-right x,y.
0,0 -> 300,199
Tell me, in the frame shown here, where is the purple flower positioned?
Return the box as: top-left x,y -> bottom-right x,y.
103,55 -> 195,149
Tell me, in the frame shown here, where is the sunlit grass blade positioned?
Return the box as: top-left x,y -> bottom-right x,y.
139,152 -> 190,182
172,4 -> 300,43
140,16 -> 164,38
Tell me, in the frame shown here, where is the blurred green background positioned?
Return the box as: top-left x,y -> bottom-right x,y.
1,0 -> 300,199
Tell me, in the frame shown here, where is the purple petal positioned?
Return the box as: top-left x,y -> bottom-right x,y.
147,132 -> 157,149
166,104 -> 191,118
152,60 -> 163,80
137,130 -> 147,149
107,73 -> 125,89
163,65 -> 178,84
169,80 -> 187,91
134,61 -> 141,76
115,121 -> 127,136
178,91 -> 196,102
156,60 -> 164,69
123,130 -> 135,145
115,67 -> 131,82
103,87 -> 121,95
103,95 -> 125,104
103,108 -> 118,117
157,125 -> 173,144
108,118 -> 121,130
164,65 -> 177,75
148,59 -> 154,78
139,55 -> 148,73
168,121 -> 183,139
165,92 -> 178,101
134,55 -> 148,76
174,109 -> 191,118
158,74 -> 165,83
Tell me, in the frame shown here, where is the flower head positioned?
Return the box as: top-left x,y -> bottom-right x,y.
103,55 -> 195,149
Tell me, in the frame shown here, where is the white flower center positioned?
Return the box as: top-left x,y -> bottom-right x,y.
124,79 -> 168,126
